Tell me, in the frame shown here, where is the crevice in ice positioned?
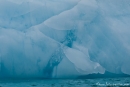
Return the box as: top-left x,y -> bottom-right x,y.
0,54 -> 1,72
43,47 -> 64,78
61,30 -> 77,48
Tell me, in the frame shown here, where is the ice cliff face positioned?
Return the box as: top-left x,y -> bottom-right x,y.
0,0 -> 130,78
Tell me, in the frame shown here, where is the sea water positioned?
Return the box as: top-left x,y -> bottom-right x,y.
0,77 -> 130,87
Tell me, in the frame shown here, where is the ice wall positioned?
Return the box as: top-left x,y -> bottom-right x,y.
0,0 -> 130,78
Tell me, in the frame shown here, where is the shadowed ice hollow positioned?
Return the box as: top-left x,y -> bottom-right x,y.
0,0 -> 130,78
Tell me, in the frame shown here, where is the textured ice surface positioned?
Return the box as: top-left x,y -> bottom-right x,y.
0,0 -> 130,78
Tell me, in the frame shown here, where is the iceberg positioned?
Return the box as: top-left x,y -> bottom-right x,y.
0,0 -> 130,78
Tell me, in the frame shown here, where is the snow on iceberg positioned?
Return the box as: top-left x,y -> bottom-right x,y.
0,0 -> 130,78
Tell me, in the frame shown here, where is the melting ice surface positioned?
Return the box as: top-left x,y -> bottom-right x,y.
0,0 -> 130,78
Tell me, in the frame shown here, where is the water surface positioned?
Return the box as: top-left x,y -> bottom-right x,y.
0,77 -> 130,87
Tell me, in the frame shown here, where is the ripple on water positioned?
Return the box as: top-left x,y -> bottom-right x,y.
0,78 -> 130,87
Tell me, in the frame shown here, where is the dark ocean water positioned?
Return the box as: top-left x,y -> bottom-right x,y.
0,77 -> 130,87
